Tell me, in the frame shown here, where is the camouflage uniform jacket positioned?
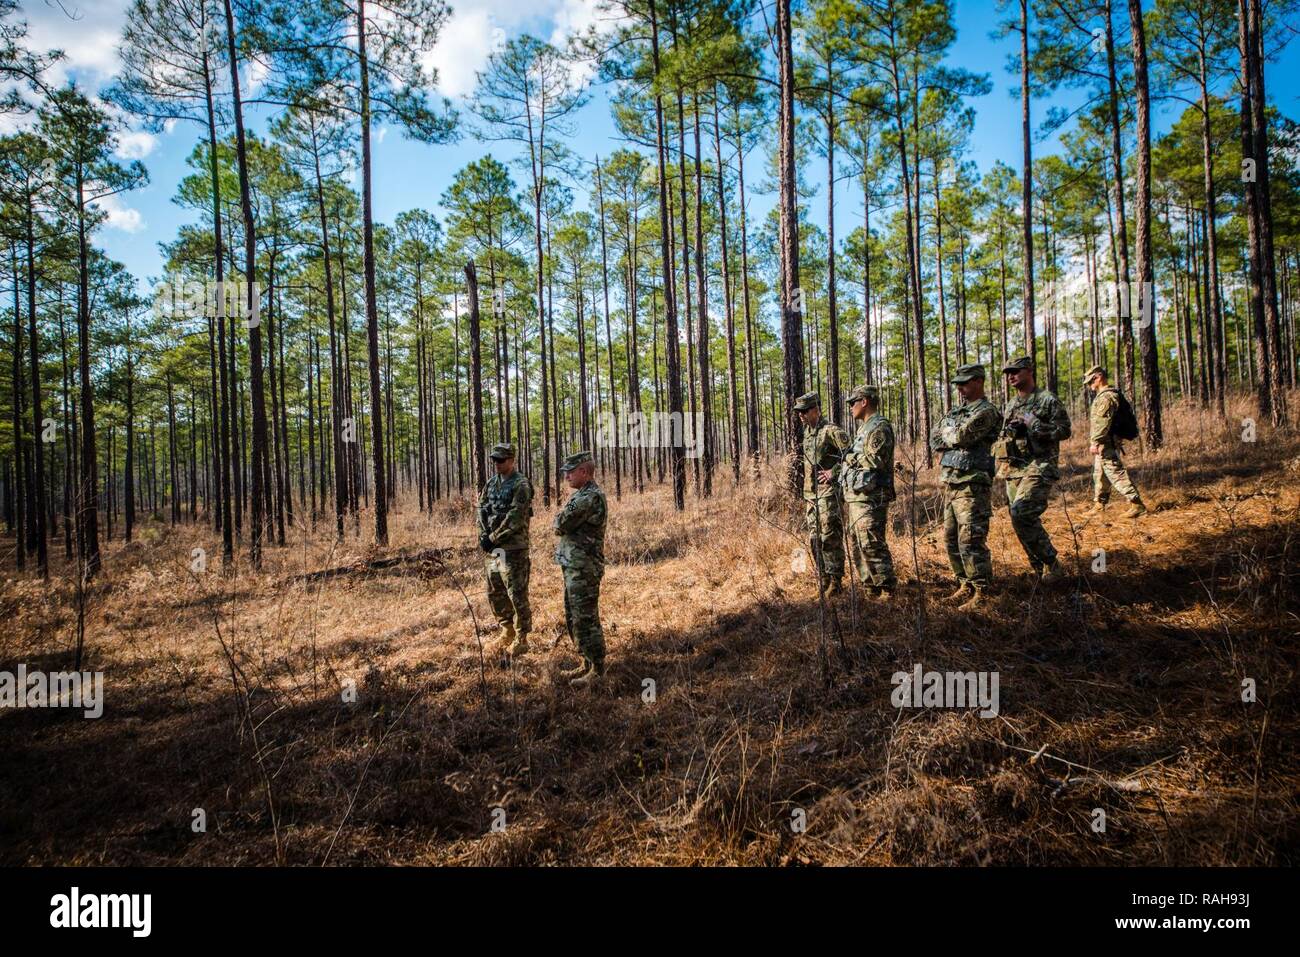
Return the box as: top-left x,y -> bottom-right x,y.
477,470 -> 533,550
802,417 -> 850,500
930,398 -> 1001,487
840,413 -> 896,503
554,480 -> 607,567
1001,388 -> 1072,479
1089,386 -> 1122,447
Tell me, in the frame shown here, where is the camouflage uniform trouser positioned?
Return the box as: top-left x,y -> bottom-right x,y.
1006,472 -> 1058,569
486,549 -> 531,635
943,483 -> 993,587
1093,445 -> 1141,505
562,560 -> 605,671
804,495 -> 844,582
845,497 -> 895,588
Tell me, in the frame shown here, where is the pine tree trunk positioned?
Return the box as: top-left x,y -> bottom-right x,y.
24,204 -> 46,576
736,107 -> 760,473
693,94 -> 713,495
713,89 -> 741,484
777,0 -> 805,494
10,251 -> 25,572
1020,0 -> 1036,357
595,160 -> 622,498
224,0 -> 269,565
649,0 -> 685,509
1238,0 -> 1271,420
202,47 -> 233,561
1247,0 -> 1286,424
465,262 -> 487,489
125,318 -> 135,543
1128,0 -> 1162,448
356,0 -> 388,543
76,167 -> 101,577
1104,0 -> 1135,392
1197,58 -> 1227,415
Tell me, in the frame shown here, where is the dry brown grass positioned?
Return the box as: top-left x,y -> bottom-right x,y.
1,396 -> 1297,865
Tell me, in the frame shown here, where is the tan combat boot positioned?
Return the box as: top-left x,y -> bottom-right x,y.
506,629 -> 530,658
945,581 -> 973,603
492,623 -> 516,653
1124,501 -> 1148,519
825,578 -> 843,597
558,655 -> 589,678
1040,561 -> 1066,583
875,586 -> 895,601
1083,501 -> 1107,517
569,659 -> 601,688
956,585 -> 986,610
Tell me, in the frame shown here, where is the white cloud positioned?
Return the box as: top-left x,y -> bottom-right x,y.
0,111 -> 32,135
22,0 -> 132,86
244,56 -> 269,96
12,0 -> 608,108
549,0 -> 612,89
548,0 -> 606,48
92,192 -> 145,234
423,0 -> 609,101
426,7 -> 497,99
114,129 -> 157,160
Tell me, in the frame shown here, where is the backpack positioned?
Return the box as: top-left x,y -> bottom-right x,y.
1111,391 -> 1139,441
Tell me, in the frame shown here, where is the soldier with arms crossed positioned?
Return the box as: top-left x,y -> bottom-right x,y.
840,385 -> 896,598
554,451 -> 608,687
930,365 -> 1001,608
794,392 -> 850,595
477,443 -> 534,659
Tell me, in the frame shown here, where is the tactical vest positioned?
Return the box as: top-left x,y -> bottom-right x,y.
802,419 -> 846,498
937,401 -> 996,477
1000,388 -> 1068,473
481,471 -> 532,547
842,414 -> 896,500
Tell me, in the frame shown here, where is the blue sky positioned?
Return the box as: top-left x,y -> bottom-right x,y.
13,0 -> 1300,288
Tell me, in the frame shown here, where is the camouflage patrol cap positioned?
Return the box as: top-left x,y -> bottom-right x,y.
793,391 -> 821,412
489,442 -> 516,461
1082,365 -> 1107,384
1002,355 -> 1035,373
559,450 -> 594,473
951,364 -> 986,384
845,385 -> 879,404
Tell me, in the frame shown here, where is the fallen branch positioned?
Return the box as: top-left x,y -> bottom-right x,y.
287,548 -> 452,585
1004,741 -> 1173,796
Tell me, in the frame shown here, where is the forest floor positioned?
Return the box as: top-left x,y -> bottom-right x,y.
1,396 -> 1297,866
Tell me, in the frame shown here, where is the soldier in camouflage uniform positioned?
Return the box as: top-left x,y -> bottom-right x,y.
839,385 -> 896,597
554,451 -> 608,687
795,391 -> 850,595
477,443 -> 534,658
1083,366 -> 1147,519
929,364 -> 1001,608
997,356 -> 1072,580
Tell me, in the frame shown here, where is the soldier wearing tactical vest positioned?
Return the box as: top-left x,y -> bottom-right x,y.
929,364 -> 1001,608
839,385 -> 896,597
554,451 -> 608,688
1083,366 -> 1147,519
795,391 -> 851,595
477,443 -> 534,659
997,356 -> 1072,581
